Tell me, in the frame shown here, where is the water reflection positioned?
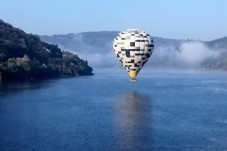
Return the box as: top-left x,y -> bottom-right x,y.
114,91 -> 153,150
0,80 -> 51,97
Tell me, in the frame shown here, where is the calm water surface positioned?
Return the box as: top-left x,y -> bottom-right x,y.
1,69 -> 227,151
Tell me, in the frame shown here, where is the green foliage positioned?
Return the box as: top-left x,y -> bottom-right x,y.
0,19 -> 93,81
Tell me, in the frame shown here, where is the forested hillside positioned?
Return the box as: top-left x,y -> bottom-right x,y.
0,19 -> 93,81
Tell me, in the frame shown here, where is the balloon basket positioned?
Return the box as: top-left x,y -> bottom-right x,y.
130,78 -> 137,82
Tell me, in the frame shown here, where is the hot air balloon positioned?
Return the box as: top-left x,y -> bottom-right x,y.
113,29 -> 154,82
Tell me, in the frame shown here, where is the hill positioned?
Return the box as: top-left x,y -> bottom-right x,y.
0,19 -> 93,81
202,37 -> 227,70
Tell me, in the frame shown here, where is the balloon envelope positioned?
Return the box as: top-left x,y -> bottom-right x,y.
113,29 -> 154,80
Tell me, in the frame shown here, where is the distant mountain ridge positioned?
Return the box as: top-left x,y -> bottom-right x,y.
40,32 -> 227,70
206,36 -> 227,49
41,32 -> 187,52
41,32 -> 227,52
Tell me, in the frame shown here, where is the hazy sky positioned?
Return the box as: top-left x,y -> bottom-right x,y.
1,0 -> 226,40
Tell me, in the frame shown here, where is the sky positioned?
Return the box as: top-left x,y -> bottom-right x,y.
1,0 -> 227,40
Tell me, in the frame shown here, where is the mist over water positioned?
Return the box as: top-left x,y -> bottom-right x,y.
179,42 -> 220,64
62,39 -> 222,69
75,51 -> 119,68
149,41 -> 222,69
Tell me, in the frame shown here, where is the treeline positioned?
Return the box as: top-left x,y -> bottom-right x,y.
0,19 -> 93,81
